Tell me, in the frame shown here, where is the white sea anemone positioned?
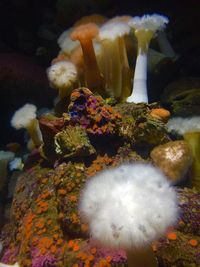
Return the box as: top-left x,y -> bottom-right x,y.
127,14 -> 169,103
167,116 -> 200,189
11,104 -> 42,147
11,104 -> 37,130
80,163 -> 178,249
166,116 -> 200,135
58,28 -> 79,55
80,163 -> 178,266
47,60 -> 78,98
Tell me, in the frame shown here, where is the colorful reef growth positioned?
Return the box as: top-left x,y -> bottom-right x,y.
1,12 -> 200,267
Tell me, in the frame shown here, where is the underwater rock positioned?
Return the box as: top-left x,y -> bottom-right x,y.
161,77 -> 200,116
68,87 -> 122,135
39,115 -> 65,161
156,188 -> 200,267
177,187 -> 200,236
150,140 -> 193,184
54,125 -> 96,158
115,102 -> 170,146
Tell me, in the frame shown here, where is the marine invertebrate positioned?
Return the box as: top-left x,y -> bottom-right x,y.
98,21 -> 131,99
47,60 -> 78,99
166,116 -> 200,189
127,14 -> 169,103
11,104 -> 42,148
79,163 -> 178,267
70,23 -> 103,92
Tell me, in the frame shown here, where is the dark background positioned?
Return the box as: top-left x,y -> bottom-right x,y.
0,0 -> 200,147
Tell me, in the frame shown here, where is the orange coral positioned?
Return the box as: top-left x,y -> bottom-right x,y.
150,108 -> 170,122
166,231 -> 177,240
188,239 -> 198,247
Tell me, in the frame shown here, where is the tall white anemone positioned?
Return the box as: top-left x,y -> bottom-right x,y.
127,14 -> 169,103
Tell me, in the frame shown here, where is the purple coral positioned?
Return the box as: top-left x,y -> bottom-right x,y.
68,88 -> 121,135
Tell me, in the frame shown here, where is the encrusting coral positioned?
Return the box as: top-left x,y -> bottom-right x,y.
1,12 -> 200,267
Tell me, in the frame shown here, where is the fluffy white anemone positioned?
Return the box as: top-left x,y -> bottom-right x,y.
11,104 -> 37,130
47,60 -> 78,99
127,14 -> 169,103
57,28 -> 79,55
167,116 -> 200,189
79,162 -> 178,249
166,116 -> 200,135
99,21 -> 130,41
11,104 -> 42,148
130,14 -> 168,32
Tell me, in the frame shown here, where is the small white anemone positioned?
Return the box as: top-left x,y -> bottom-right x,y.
99,21 -> 130,41
166,116 -> 200,135
11,104 -> 37,130
11,104 -> 42,147
57,28 -> 79,55
167,116 -> 200,189
129,14 -> 168,32
47,60 -> 78,99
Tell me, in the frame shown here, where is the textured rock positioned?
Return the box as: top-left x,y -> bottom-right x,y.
161,78 -> 200,116
150,140 -> 193,184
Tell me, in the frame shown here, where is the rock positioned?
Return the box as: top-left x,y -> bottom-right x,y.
54,125 -> 96,158
161,77 -> 200,116
150,140 -> 193,184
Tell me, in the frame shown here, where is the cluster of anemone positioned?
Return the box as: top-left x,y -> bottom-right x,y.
48,13 -> 175,104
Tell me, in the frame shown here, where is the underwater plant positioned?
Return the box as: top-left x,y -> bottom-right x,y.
127,14 -> 169,103
79,163 -> 178,267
